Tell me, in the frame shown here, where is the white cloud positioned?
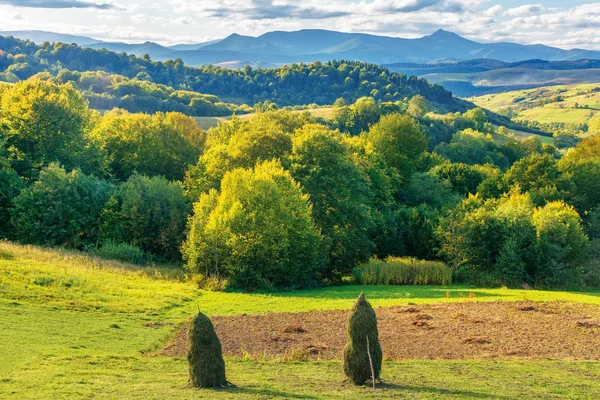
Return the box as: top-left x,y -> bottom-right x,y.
504,4 -> 544,17
1,0 -> 599,50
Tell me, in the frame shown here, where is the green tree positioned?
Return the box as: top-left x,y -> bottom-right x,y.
183,160 -> 324,290
436,191 -> 537,282
186,110 -> 310,195
289,124 -> 374,279
100,174 -> 189,260
91,109 -> 204,181
504,154 -> 567,206
407,94 -> 429,118
0,79 -> 95,178
11,163 -> 112,247
365,114 -> 428,183
343,292 -> 382,386
534,201 -> 589,286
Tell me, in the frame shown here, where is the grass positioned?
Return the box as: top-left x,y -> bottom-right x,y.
3,357 -> 600,399
193,107 -> 336,130
2,241 -> 600,399
470,83 -> 600,125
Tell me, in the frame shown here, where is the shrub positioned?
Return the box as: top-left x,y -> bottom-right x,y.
99,174 -> 189,261
343,292 -> 382,386
187,312 -> 227,388
92,240 -> 150,265
353,257 -> 452,286
0,165 -> 24,238
11,163 -> 112,248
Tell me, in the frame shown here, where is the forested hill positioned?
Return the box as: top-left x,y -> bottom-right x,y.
0,36 -> 455,108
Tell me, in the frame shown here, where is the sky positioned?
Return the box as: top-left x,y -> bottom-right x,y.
1,0 -> 599,49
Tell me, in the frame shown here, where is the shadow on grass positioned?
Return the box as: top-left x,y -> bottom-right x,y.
217,386 -> 319,399
206,382 -> 511,399
379,382 -> 512,399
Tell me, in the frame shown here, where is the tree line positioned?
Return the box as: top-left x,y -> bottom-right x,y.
1,78 -> 598,290
0,36 -> 453,107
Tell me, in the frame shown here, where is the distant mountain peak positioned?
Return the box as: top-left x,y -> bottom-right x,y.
428,29 -> 462,39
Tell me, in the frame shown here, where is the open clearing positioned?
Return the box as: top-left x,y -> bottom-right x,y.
163,301 -> 600,361
3,242 -> 600,399
470,83 -> 600,125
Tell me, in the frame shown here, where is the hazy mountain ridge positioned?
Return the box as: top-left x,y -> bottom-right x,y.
387,59 -> 600,97
2,29 -> 599,67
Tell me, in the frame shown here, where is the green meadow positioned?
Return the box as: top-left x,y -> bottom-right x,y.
2,241 -> 600,399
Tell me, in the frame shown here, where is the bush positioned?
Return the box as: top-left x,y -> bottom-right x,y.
343,292 -> 382,386
353,257 -> 452,285
11,163 -> 112,248
99,174 -> 189,261
92,240 -> 150,265
188,312 -> 227,388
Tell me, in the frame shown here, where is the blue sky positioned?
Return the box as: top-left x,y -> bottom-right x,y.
1,1 -> 599,49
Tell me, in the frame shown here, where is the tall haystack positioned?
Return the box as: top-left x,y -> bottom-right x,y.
342,291 -> 382,385
187,311 -> 227,388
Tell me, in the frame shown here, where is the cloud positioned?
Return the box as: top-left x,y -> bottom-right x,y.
504,4 -> 544,17
201,0 -> 350,20
0,0 -> 115,9
383,0 -> 442,13
486,5 -> 502,17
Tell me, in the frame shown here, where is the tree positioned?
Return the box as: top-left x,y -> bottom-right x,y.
464,108 -> 487,130
100,174 -> 189,260
187,110 -> 309,194
289,124 -> 374,279
434,129 -> 508,169
182,160 -> 324,290
343,292 -> 382,386
365,114 -> 428,183
436,191 -> 537,282
187,312 -> 227,388
407,95 -> 428,118
559,137 -> 600,214
0,164 -> 24,238
588,115 -> 600,135
11,163 -> 112,248
91,109 -> 204,181
0,79 -> 97,179
534,201 -> 589,286
504,154 -> 567,206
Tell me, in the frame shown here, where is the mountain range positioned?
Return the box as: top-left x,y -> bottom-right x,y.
2,29 -> 599,67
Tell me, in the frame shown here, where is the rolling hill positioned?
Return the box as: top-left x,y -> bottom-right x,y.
470,83 -> 600,126
2,29 -> 599,68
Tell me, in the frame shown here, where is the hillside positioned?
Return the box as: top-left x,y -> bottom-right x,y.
388,60 -> 600,97
0,36 -> 456,109
471,83 -> 600,125
3,29 -> 600,67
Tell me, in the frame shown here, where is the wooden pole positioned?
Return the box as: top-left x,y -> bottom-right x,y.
366,335 -> 375,390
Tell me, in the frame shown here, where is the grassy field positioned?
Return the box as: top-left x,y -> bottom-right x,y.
470,83 -> 600,125
2,241 -> 600,399
193,107 -> 336,130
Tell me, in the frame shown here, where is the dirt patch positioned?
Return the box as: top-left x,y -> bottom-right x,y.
161,301 -> 600,361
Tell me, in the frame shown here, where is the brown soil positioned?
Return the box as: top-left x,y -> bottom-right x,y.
161,301 -> 600,360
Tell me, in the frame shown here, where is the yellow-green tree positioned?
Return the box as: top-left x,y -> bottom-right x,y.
365,114 -> 428,184
91,109 -> 204,181
183,160 -> 324,290
0,79 -> 93,178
